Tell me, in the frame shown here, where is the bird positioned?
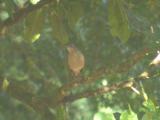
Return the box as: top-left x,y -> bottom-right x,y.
66,44 -> 85,76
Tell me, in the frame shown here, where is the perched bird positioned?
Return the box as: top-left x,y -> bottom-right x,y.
67,44 -> 85,76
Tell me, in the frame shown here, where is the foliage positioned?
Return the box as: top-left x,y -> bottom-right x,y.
0,0 -> 160,120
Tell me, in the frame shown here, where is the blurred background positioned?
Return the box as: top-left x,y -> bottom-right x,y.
0,0 -> 160,120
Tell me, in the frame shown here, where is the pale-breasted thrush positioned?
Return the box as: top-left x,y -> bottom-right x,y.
67,44 -> 85,76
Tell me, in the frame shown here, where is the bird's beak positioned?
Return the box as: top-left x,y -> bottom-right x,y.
67,44 -> 75,52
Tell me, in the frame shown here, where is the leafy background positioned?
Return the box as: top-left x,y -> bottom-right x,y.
0,0 -> 160,120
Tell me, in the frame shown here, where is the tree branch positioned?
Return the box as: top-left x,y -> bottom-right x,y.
0,0 -> 54,34
0,48 -> 153,112
60,80 -> 134,104
58,48 -> 148,94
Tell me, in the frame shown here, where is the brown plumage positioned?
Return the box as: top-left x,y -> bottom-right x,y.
67,44 -> 85,76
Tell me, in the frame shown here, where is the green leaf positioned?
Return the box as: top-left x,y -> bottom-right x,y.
94,112 -> 115,120
142,100 -> 160,120
108,0 -> 131,42
49,8 -> 69,45
30,0 -> 40,5
64,1 -> 84,29
24,8 -> 45,43
2,78 -> 10,91
142,109 -> 160,120
49,105 -> 67,120
120,110 -> 138,120
142,112 -> 152,120
143,99 -> 156,112
4,0 -> 16,15
14,0 -> 27,8
0,11 -> 9,21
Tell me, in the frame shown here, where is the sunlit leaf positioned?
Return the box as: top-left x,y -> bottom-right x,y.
31,33 -> 40,43
120,109 -> 138,120
94,112 -> 115,120
24,8 -> 45,42
143,99 -> 156,112
2,78 -> 10,91
142,102 -> 160,120
94,107 -> 115,120
30,0 -> 40,5
14,0 -> 27,8
0,11 -> 9,21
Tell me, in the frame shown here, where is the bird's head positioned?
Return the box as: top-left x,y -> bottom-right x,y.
66,44 -> 77,53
